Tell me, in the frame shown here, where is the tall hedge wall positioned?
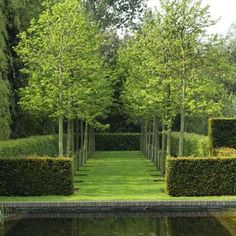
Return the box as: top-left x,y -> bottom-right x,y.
171,132 -> 209,157
166,157 -> 236,196
95,133 -> 140,151
0,135 -> 58,157
0,157 -> 74,196
209,118 -> 236,154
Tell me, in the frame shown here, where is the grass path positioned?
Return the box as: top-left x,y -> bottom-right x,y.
73,151 -> 165,199
2,151 -> 236,201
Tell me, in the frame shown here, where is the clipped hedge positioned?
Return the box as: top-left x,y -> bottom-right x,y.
209,118 -> 236,155
171,132 -> 209,157
0,156 -> 73,196
0,135 -> 58,157
166,157 -> 236,196
95,133 -> 140,151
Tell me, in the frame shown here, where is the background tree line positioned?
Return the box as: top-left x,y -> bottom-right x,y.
0,0 -> 146,140
0,0 -> 236,148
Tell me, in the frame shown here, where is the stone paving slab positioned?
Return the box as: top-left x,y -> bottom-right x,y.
2,201 -> 236,213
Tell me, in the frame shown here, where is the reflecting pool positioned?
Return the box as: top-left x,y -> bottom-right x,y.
1,210 -> 236,236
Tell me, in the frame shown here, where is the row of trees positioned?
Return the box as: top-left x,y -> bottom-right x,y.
118,0 -> 235,171
16,0 -> 114,159
0,0 -> 147,139
2,0 -> 236,162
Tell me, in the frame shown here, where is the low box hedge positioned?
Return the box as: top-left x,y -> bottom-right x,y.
0,156 -> 74,196
166,157 -> 236,196
0,135 -> 58,157
95,133 -> 140,151
209,118 -> 236,156
171,132 -> 209,157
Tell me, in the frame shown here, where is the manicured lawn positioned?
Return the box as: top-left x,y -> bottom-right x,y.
2,151 -> 236,201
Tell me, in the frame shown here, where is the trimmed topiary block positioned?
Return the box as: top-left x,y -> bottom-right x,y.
0,156 -> 74,196
166,157 -> 236,196
208,118 -> 236,156
95,133 -> 141,151
0,135 -> 59,157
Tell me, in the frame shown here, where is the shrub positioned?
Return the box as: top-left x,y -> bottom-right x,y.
0,135 -> 58,157
209,118 -> 236,156
0,156 -> 74,196
95,133 -> 140,151
171,132 -> 209,157
166,157 -> 236,196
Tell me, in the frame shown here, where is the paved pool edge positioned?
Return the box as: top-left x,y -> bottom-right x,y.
2,201 -> 236,213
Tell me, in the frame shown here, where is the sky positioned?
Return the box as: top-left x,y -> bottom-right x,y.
147,0 -> 236,35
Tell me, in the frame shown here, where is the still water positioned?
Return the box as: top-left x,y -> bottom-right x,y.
1,211 -> 236,236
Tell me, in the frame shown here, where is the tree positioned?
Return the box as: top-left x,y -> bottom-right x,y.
0,0 -> 52,138
158,0 -> 227,156
0,80 -> 11,140
118,13 -> 180,173
16,0 -> 112,156
120,1 -> 228,164
0,1 -> 13,140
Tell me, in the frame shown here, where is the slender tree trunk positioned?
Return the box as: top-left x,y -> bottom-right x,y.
144,121 -> 148,155
66,120 -> 72,156
148,122 -> 152,159
88,125 -> 92,157
84,122 -> 88,162
152,118 -> 156,162
155,118 -> 160,170
161,122 -> 166,176
167,126 -> 172,157
58,116 -> 64,157
70,120 -> 75,172
80,120 -> 84,166
140,123 -> 144,152
92,128 -> 95,153
179,50 -> 186,157
71,120 -> 75,155
179,105 -> 185,157
58,34 -> 65,158
80,121 -> 84,150
75,119 -> 79,152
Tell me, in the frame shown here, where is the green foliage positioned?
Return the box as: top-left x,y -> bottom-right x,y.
84,0 -> 147,29
119,14 -> 180,126
95,133 -> 140,151
0,0 -> 57,139
171,132 -> 209,157
119,0 -> 227,139
223,93 -> 236,117
185,116 -> 208,135
12,112 -> 56,138
0,156 -> 73,196
209,118 -> 236,156
17,0 -> 112,125
0,80 -> 11,140
166,157 -> 236,196
0,135 -> 58,157
0,2 -> 12,140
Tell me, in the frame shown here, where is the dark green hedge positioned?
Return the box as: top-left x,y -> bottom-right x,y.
95,133 -> 140,151
171,132 -> 209,157
0,156 -> 73,196
166,157 -> 236,196
0,135 -> 58,157
209,118 -> 236,155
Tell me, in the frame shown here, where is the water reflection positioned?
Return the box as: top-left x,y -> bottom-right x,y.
2,211 -> 235,236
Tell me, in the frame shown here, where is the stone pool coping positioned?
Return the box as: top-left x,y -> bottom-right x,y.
2,200 -> 236,213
